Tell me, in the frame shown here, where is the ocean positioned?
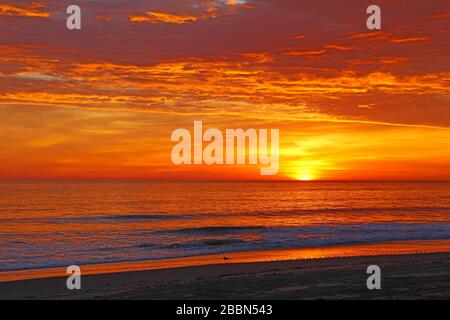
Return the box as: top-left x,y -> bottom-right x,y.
0,181 -> 449,272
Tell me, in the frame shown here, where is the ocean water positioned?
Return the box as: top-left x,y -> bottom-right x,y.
0,181 -> 449,272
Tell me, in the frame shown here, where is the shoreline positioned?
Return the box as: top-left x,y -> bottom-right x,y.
1,239 -> 450,299
1,239 -> 450,283
1,251 -> 450,299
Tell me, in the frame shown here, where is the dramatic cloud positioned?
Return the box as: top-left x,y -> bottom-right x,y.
128,11 -> 202,24
0,2 -> 50,18
0,0 -> 449,180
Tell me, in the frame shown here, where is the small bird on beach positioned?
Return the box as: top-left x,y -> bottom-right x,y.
223,256 -> 230,261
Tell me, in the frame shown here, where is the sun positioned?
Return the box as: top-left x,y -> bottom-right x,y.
295,171 -> 316,181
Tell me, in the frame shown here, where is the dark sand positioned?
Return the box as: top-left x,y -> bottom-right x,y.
1,252 -> 449,300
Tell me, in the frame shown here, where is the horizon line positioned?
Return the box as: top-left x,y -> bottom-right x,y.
1,178 -> 449,183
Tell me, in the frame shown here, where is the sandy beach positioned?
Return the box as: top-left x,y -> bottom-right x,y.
1,250 -> 449,300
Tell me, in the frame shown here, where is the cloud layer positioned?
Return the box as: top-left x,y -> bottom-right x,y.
0,0 -> 449,180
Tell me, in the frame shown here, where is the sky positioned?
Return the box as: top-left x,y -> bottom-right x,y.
0,0 -> 449,181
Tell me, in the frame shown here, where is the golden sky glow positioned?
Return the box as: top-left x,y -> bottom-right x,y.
0,0 -> 449,181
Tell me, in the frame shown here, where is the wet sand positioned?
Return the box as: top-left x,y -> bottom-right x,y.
1,251 -> 450,300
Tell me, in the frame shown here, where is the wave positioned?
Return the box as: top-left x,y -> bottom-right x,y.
157,226 -> 268,235
163,238 -> 247,249
247,206 -> 450,217
0,213 -> 194,223
0,205 -> 448,225
2,222 -> 450,272
156,222 -> 450,253
99,214 -> 191,221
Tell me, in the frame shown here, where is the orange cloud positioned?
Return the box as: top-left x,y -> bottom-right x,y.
284,49 -> 326,56
284,44 -> 356,56
345,32 -> 431,44
0,3 -> 49,18
324,44 -> 356,51
348,56 -> 409,66
345,31 -> 390,40
128,11 -> 200,24
96,15 -> 112,22
428,10 -> 450,19
127,1 -> 251,25
390,36 -> 431,43
224,0 -> 254,9
225,0 -> 239,6
240,52 -> 274,63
